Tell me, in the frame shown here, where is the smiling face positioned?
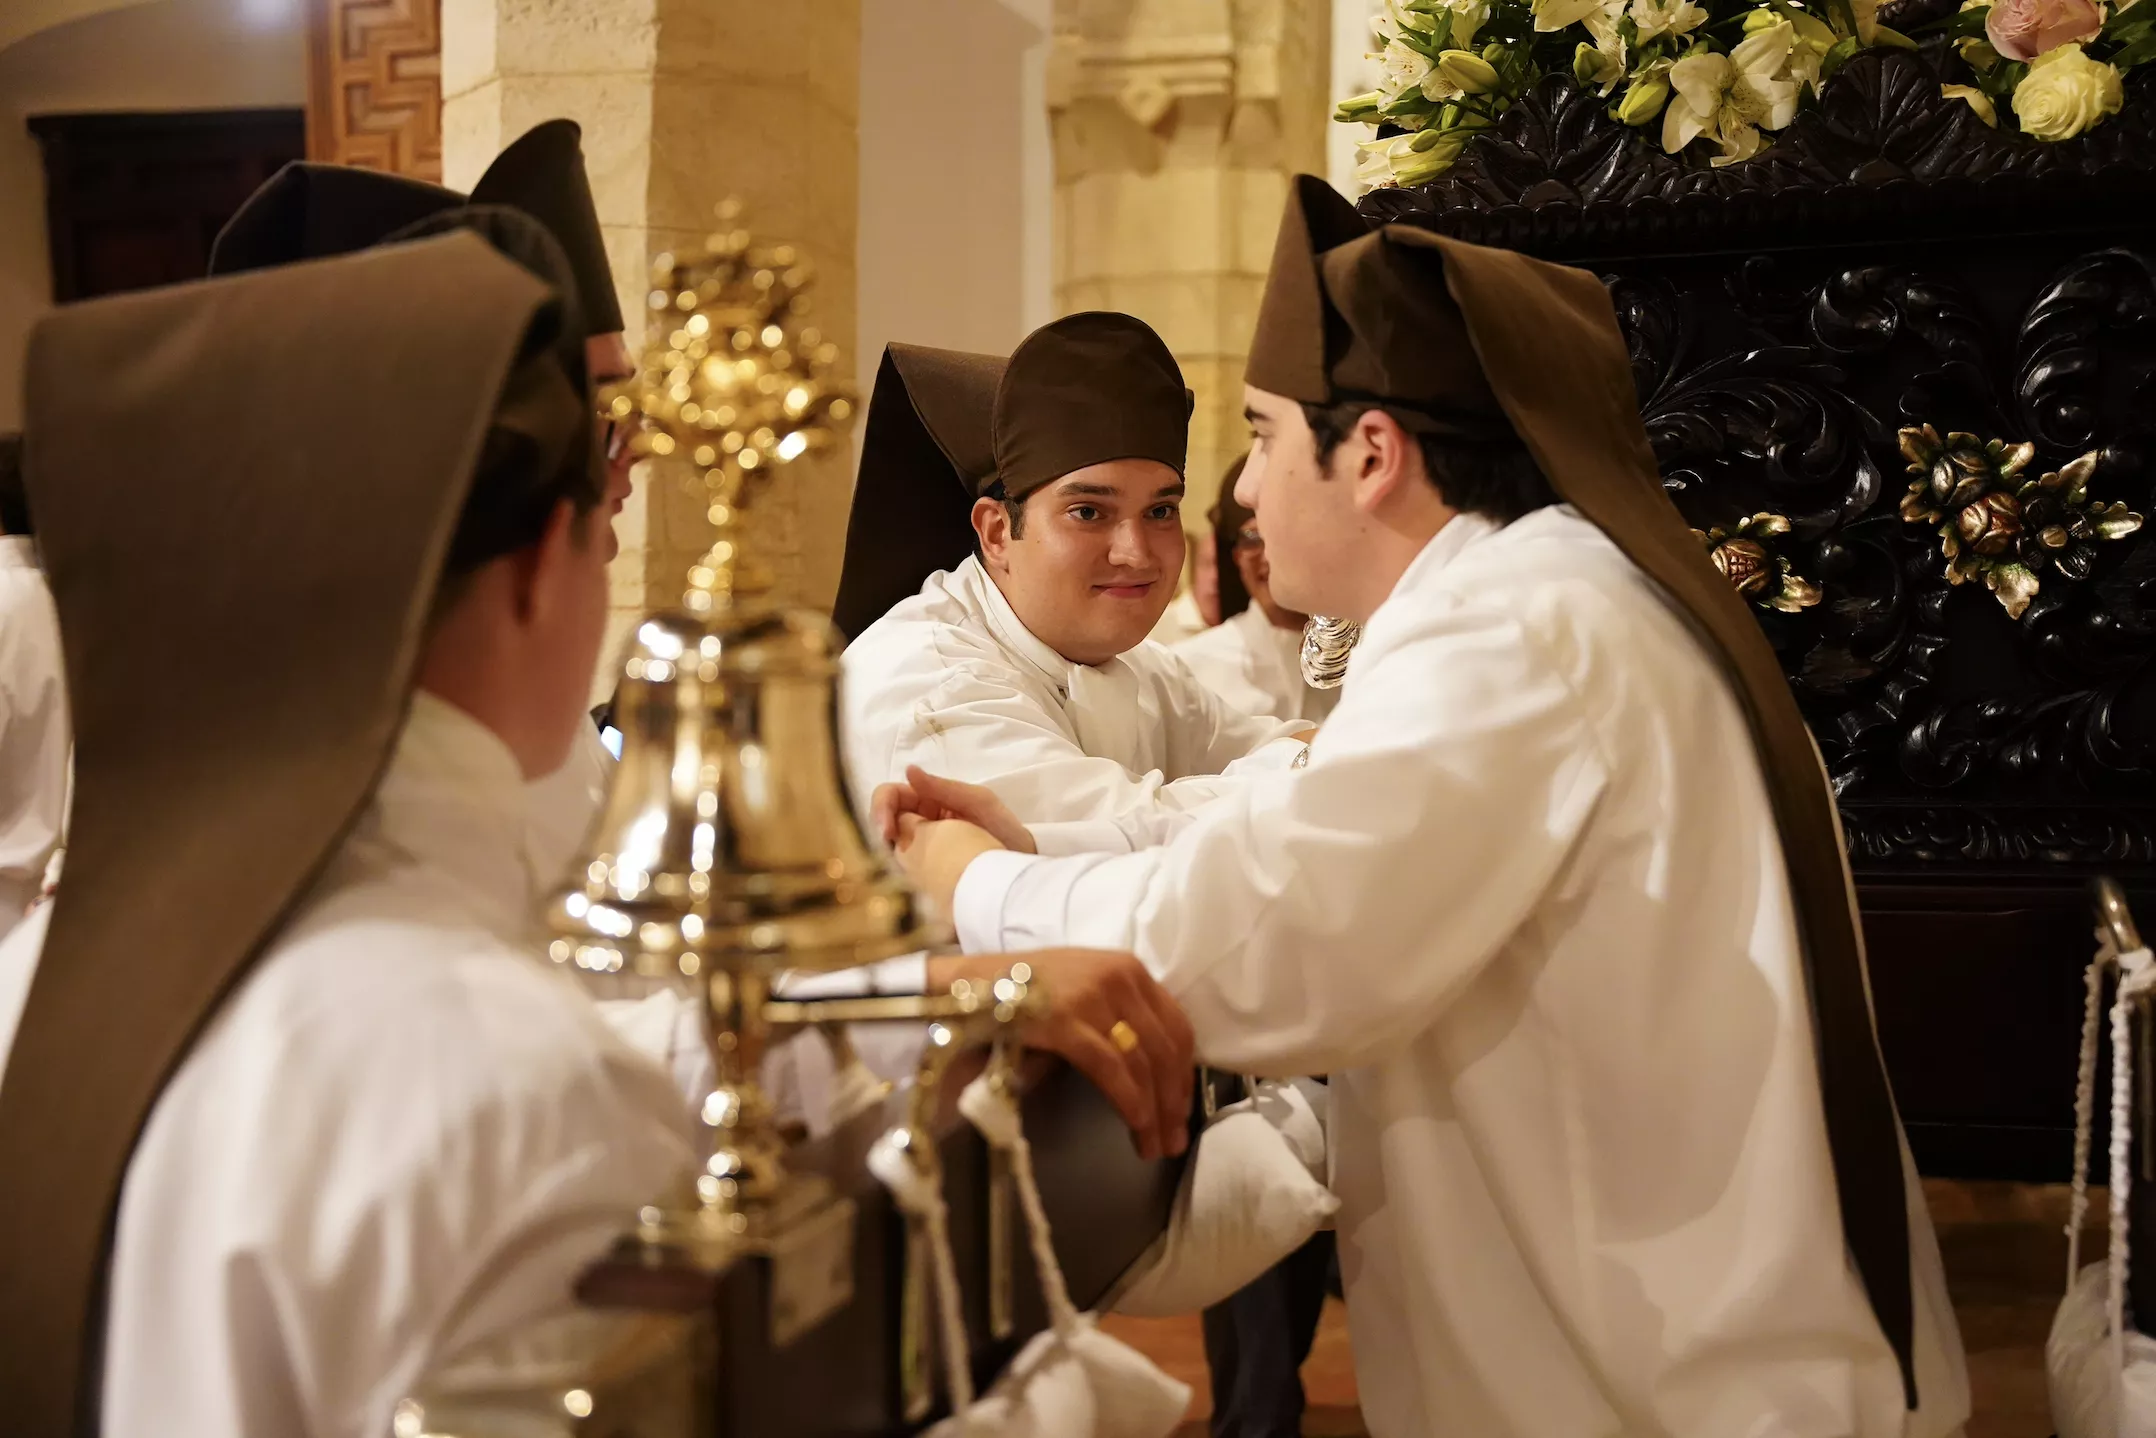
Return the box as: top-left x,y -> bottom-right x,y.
974,458 -> 1187,666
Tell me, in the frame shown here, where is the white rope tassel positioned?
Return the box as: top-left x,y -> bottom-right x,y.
869,1132 -> 976,1417
2070,936 -> 2113,1285
2105,945 -> 2156,1381
960,1068 -> 1081,1335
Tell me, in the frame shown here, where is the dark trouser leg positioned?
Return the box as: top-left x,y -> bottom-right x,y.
1202,1230 -> 1336,1438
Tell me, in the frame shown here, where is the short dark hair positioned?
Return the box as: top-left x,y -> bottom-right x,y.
977,479 -> 1029,546
1301,400 -> 1558,525
0,433 -> 27,537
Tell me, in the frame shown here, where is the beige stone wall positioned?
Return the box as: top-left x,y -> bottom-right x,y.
443,0 -> 860,669
1049,0 -> 1330,531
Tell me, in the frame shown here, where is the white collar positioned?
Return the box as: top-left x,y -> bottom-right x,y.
0,537 -> 39,572
955,555 -> 1090,697
353,691 -> 540,938
1384,510 -> 1503,608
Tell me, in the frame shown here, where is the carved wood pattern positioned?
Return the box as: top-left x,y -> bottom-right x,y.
304,0 -> 442,181
1365,48 -> 2156,884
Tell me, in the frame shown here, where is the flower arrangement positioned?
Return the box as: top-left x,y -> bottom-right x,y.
1335,0 -> 1916,187
1937,0 -> 2152,139
1897,425 -> 2143,618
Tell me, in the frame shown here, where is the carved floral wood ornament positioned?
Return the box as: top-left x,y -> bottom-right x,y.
1896,425 -> 2143,618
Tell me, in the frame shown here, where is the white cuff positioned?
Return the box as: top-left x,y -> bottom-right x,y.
1027,817 -> 1132,857
952,848 -> 1039,953
1222,732 -> 1310,777
773,951 -> 929,999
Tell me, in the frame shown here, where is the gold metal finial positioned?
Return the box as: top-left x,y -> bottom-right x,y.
602,199 -> 857,611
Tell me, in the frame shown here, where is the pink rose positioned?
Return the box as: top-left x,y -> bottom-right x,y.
1985,0 -> 2104,62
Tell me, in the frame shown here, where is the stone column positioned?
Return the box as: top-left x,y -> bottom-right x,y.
441,0 -> 861,654
1049,0 -> 1330,524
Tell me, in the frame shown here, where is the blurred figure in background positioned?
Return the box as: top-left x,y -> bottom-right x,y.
1174,456 -> 1338,726
0,435 -> 66,937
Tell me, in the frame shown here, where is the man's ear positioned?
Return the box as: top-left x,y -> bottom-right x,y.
972,495 -> 1013,571
509,499 -> 586,623
1347,408 -> 1418,516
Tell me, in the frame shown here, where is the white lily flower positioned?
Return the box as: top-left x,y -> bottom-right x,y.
1534,0 -> 1611,32
1377,36 -> 1437,95
1355,133 -> 1419,188
1777,4 -> 1839,92
1661,21 -> 1803,165
1631,0 -> 1710,42
1439,0 -> 1494,49
1566,0 -> 1629,89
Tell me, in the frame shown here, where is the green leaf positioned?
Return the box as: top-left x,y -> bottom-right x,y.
1820,33 -> 1863,79
2101,2 -> 2153,40
1824,0 -> 1861,40
1870,23 -> 1919,48
2106,30 -> 2156,68
1943,5 -> 1993,38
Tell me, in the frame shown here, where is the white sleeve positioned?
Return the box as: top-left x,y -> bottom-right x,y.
875,666 -> 1291,854
954,604 -> 1609,1076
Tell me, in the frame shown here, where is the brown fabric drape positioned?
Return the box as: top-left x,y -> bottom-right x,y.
0,231 -> 576,1432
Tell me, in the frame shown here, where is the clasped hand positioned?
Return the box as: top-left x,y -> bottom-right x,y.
877,766 -> 1193,1161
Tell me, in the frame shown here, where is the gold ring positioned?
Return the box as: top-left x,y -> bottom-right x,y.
1108,1020 -> 1141,1055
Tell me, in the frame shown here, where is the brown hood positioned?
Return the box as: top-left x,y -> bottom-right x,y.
209,118 -> 624,335
1246,175 -> 1918,1406
0,230 -> 579,1431
832,312 -> 1190,638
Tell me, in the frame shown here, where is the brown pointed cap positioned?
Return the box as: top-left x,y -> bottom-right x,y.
993,310 -> 1190,499
0,230 -> 581,1431
207,162 -> 462,274
1245,175 -> 1508,440
1245,176 -> 1921,1408
469,119 -> 624,334
831,342 -> 1002,638
209,119 -> 622,336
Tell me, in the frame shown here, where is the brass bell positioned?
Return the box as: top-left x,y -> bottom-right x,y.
545,208 -> 939,1255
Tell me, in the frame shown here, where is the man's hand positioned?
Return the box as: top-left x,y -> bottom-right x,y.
929,949 -> 1194,1162
871,766 -> 1037,855
890,814 -> 1007,914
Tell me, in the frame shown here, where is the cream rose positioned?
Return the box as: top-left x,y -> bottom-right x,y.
2012,42 -> 2125,140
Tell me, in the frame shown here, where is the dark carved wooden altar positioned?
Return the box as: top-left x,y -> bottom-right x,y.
1366,42 -> 2156,1181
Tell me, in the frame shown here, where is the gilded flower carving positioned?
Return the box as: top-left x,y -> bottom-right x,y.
1897,423 -> 2143,618
1690,512 -> 1824,612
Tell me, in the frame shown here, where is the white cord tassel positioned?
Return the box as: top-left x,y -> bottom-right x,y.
960,1069 -> 1080,1335
869,1132 -> 976,1417
2070,936 -> 2112,1285
2102,945 -> 2156,1383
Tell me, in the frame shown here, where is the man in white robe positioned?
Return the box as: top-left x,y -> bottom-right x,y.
0,223 -> 1190,1438
883,179 -> 1972,1438
0,434 -> 66,935
0,218 -> 695,1438
833,317 -> 1310,865
1174,463 -> 1339,727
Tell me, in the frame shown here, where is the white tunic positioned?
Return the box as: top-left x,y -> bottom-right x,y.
0,693 -> 694,1438
0,537 -> 67,935
954,507 -> 1970,1438
1172,603 -> 1340,726
841,556 -> 1307,856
